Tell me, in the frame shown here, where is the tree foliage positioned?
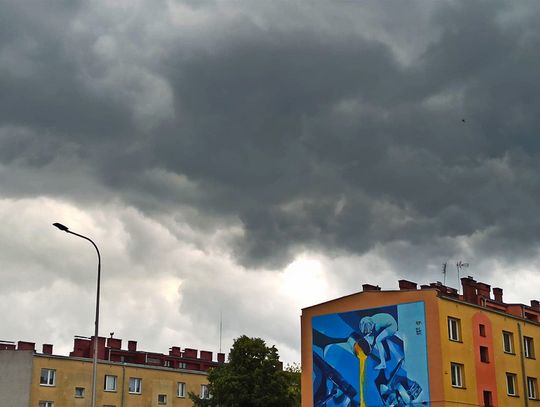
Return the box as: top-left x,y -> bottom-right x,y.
190,335 -> 298,407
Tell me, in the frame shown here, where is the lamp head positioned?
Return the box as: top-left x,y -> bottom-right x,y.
52,222 -> 69,232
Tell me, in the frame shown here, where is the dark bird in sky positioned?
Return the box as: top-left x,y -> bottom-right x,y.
461,119 -> 466,123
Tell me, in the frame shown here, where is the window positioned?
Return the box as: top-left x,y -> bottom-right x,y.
177,382 -> 186,398
129,377 -> 142,394
479,324 -> 486,337
450,363 -> 464,388
528,377 -> 538,400
503,331 -> 514,353
158,394 -> 167,405
75,387 -> 85,398
448,317 -> 461,341
480,346 -> 489,363
40,368 -> 56,386
178,362 -> 186,369
104,375 -> 117,392
39,402 -> 54,407
506,373 -> 518,396
164,360 -> 171,367
524,336 -> 535,359
483,391 -> 493,407
200,384 -> 211,399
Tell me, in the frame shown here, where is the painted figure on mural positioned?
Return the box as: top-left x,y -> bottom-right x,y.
355,313 -> 398,369
312,303 -> 429,407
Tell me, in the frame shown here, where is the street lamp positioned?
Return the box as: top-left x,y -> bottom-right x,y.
53,222 -> 101,407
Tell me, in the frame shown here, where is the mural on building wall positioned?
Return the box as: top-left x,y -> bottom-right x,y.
312,301 -> 430,407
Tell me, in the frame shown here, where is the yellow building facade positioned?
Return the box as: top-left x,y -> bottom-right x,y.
29,354 -> 210,407
302,278 -> 539,406
0,335 -> 221,407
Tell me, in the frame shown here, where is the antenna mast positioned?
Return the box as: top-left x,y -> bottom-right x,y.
219,310 -> 223,353
456,261 -> 469,293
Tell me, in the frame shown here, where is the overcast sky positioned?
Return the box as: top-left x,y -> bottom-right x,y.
2,0 -> 540,364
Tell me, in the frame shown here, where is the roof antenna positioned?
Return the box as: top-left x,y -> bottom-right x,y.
456,261 -> 469,293
442,261 -> 448,285
219,310 -> 223,353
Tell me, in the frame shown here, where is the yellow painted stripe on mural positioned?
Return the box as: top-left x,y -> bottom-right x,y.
355,344 -> 367,407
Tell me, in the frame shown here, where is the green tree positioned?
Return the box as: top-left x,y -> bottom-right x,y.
284,363 -> 301,407
190,335 -> 296,407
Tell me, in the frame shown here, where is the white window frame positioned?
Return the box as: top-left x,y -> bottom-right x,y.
104,375 -> 117,392
40,368 -> 56,386
524,336 -> 535,359
128,377 -> 142,394
39,402 -> 54,407
506,372 -> 518,396
177,382 -> 186,398
503,331 -> 514,354
158,394 -> 167,405
200,384 -> 210,399
450,363 -> 463,388
448,317 -> 461,342
528,377 -> 538,400
75,387 -> 85,398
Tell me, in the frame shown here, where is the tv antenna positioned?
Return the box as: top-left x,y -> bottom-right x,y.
456,261 -> 469,293
442,261 -> 448,285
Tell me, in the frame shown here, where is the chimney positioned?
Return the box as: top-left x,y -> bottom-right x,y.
531,300 -> 540,310
106,337 -> 122,350
461,276 -> 478,304
217,353 -> 225,364
17,341 -> 35,351
362,284 -> 381,292
200,351 -> 212,361
128,340 -> 137,352
476,282 -> 491,300
42,344 -> 53,355
493,287 -> 503,303
169,346 -> 181,356
398,280 -> 417,290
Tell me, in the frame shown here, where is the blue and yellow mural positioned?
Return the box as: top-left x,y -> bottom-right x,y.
312,301 -> 429,407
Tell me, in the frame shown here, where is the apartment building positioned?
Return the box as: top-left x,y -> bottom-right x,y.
301,277 -> 539,406
0,334 -> 225,407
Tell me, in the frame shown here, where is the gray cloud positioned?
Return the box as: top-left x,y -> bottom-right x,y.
2,0 -> 540,362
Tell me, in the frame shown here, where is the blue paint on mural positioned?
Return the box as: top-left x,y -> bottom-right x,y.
312,301 -> 430,407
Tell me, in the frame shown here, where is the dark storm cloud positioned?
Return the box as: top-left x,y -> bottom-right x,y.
3,0 -> 540,274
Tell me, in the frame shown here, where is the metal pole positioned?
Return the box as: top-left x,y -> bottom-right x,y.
53,223 -> 101,407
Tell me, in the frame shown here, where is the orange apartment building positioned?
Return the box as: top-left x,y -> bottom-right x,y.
0,334 -> 224,407
301,277 -> 539,407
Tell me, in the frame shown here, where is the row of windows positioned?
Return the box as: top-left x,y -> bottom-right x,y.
447,317 -> 536,358
450,362 -> 538,399
39,368 -> 210,403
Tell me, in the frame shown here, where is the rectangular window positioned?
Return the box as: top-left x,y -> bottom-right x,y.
177,382 -> 186,398
129,377 -> 142,394
200,384 -> 210,399
164,360 -> 171,367
158,394 -> 167,405
104,375 -> 117,392
178,362 -> 186,369
524,336 -> 535,359
448,317 -> 461,341
503,331 -> 514,354
75,387 -> 85,398
479,324 -> 486,337
450,363 -> 464,388
506,373 -> 518,396
40,368 -> 56,386
483,391 -> 493,407
528,377 -> 538,400
480,346 -> 489,363
38,402 -> 54,407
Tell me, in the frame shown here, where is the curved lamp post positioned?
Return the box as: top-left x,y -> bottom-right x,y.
53,222 -> 101,407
